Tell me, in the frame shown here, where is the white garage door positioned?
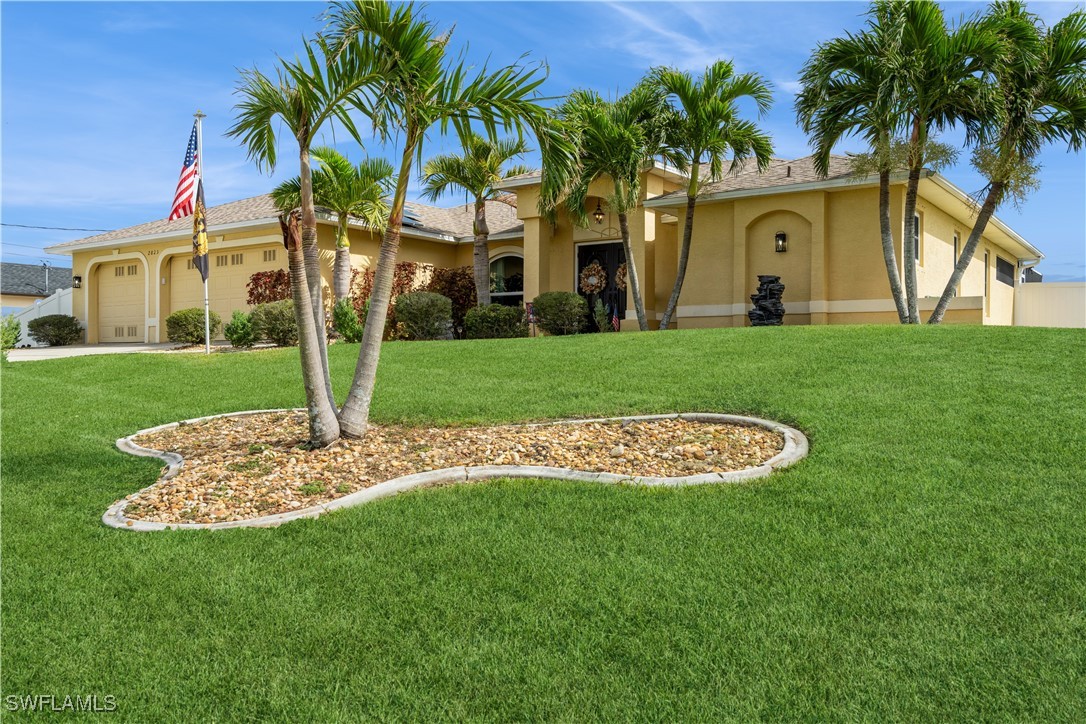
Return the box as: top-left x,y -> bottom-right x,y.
99,261 -> 144,342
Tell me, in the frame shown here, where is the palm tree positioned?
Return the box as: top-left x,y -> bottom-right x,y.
420,134 -> 532,306
930,2 -> 1086,323
553,84 -> 682,331
327,0 -> 572,438
652,60 -> 774,331
271,147 -> 394,302
891,0 -> 998,323
796,13 -> 910,323
227,36 -> 370,445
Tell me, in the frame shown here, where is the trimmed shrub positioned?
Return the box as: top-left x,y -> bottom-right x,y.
351,261 -> 433,340
166,308 -> 222,345
251,300 -> 298,346
395,292 -> 453,341
1,315 -> 21,350
426,266 -> 476,337
464,304 -> 528,339
247,269 -> 291,305
224,310 -> 258,348
26,314 -> 83,346
333,298 -> 364,343
532,292 -> 587,336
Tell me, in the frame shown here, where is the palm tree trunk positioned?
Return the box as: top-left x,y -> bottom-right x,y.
659,193 -> 697,330
902,165 -> 922,324
928,181 -> 1004,324
879,170 -> 909,324
299,147 -> 337,410
280,211 -> 340,446
338,141 -> 415,438
333,218 -> 352,303
473,199 -> 491,306
618,211 -> 648,331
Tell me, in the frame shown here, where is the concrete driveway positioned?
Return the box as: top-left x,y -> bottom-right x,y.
6,342 -> 185,362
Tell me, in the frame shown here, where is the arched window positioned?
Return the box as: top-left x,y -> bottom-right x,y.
490,254 -> 523,307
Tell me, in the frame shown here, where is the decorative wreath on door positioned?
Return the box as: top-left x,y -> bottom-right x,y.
579,261 -> 607,294
615,263 -> 628,291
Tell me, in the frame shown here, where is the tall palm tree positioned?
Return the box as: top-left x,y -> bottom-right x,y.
227,36 -> 370,445
930,2 -> 1086,323
797,15 -> 911,323
420,134 -> 532,306
271,147 -> 394,302
652,60 -> 774,331
552,84 -> 682,331
327,0 -> 572,438
891,0 -> 998,323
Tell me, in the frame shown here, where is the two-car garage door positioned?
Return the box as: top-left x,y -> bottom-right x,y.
98,261 -> 144,342
169,246 -> 285,337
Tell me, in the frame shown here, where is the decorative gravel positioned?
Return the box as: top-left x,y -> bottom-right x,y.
123,412 -> 784,525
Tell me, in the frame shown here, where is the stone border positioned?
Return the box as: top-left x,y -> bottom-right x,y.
104,411 -> 808,532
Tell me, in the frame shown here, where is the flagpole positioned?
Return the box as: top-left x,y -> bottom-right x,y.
195,109 -> 209,355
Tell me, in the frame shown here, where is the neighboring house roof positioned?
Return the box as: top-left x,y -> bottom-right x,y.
0,262 -> 73,297
45,195 -> 524,254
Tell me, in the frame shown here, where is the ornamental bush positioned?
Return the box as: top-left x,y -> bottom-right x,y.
26,314 -> 82,346
246,269 -> 291,305
332,298 -> 364,343
395,292 -> 453,341
250,300 -> 298,346
464,304 -> 528,339
532,292 -> 586,336
426,266 -> 476,337
1,315 -> 21,350
165,308 -> 222,345
224,310 -> 258,348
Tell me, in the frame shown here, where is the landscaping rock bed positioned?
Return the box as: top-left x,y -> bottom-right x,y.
116,412 -> 788,526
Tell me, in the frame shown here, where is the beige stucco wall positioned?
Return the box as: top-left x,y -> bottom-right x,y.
0,293 -> 44,310
516,170 -> 1032,330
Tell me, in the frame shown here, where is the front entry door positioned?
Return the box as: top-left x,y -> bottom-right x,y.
576,242 -> 627,332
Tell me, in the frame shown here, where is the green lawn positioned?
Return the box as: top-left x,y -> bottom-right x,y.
2,325 -> 1084,721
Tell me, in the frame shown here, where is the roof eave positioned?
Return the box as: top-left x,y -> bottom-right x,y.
926,173 -> 1042,260
643,171 -> 915,209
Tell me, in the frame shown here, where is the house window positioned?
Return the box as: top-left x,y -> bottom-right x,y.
231,253 -> 244,266
263,249 -> 276,263
490,254 -> 524,307
952,233 -> 960,297
996,256 -> 1015,287
912,213 -> 921,262
984,251 -> 990,313
216,255 -> 228,268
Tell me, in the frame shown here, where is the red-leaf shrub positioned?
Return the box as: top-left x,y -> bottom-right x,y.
426,266 -> 476,337
247,269 -> 292,305
350,262 -> 433,340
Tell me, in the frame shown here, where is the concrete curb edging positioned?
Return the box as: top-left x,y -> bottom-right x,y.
104,410 -> 809,532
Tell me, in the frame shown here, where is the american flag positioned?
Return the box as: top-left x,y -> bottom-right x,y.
168,122 -> 200,220
611,304 -> 620,331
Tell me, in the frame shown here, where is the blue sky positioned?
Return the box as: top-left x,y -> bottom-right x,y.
2,1 -> 1083,281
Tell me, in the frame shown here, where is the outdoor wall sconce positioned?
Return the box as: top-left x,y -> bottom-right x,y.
775,231 -> 788,253
593,200 -> 605,225
72,275 -> 82,289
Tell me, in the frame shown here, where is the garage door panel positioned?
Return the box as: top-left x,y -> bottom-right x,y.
99,261 -> 144,342
169,247 -> 287,338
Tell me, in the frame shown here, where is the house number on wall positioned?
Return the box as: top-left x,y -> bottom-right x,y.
146,250 -> 159,255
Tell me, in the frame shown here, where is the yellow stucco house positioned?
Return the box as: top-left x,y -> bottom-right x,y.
45,154 -> 1040,342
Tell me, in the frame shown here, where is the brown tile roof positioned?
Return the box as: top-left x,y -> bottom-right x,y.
47,195 -> 523,252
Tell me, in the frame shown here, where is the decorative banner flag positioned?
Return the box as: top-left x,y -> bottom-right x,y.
191,180 -> 209,282
169,122 -> 200,221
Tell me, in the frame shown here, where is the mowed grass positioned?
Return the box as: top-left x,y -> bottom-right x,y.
2,324 -> 1084,721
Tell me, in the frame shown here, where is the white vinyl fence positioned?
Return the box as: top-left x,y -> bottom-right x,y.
1014,282 -> 1086,328
10,287 -> 75,346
